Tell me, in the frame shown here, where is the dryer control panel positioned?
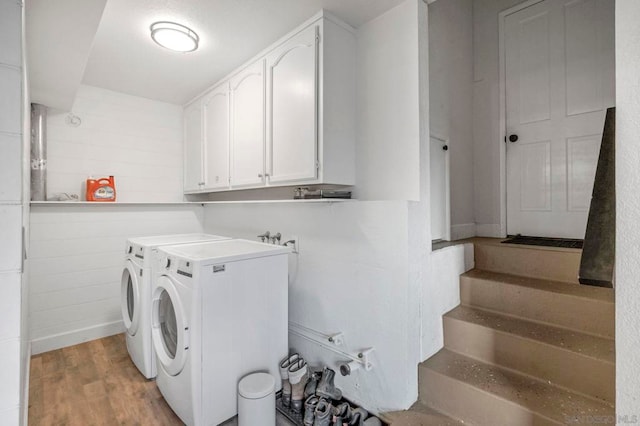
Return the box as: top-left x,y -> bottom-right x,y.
151,249 -> 173,274
132,244 -> 144,259
177,260 -> 193,278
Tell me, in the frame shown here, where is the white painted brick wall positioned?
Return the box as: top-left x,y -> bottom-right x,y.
0,0 -> 24,422
29,204 -> 204,354
46,85 -> 184,202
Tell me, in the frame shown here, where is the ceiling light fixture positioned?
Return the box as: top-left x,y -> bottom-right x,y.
150,21 -> 199,53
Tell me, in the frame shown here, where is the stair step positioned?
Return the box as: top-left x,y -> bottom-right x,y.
444,305 -> 615,403
460,269 -> 614,338
384,402 -> 462,425
419,349 -> 614,426
473,238 -> 581,283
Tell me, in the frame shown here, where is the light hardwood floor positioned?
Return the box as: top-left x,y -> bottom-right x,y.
29,334 -> 295,426
29,334 -> 183,425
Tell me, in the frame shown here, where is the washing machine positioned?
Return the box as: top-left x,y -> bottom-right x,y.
151,239 -> 289,426
121,233 -> 231,379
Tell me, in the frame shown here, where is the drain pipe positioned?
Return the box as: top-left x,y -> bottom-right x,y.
30,103 -> 47,201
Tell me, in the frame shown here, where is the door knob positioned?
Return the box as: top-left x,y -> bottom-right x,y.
509,134 -> 519,143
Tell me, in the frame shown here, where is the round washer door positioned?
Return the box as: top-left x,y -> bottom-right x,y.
152,275 -> 189,376
121,261 -> 141,336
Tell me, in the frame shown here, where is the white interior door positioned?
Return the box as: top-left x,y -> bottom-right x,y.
505,0 -> 614,238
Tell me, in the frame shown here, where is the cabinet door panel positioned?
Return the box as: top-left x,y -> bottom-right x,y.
183,102 -> 203,192
268,25 -> 318,183
231,61 -> 265,188
203,85 -> 230,190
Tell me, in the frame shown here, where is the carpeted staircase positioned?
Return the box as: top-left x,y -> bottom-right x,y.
386,238 -> 614,425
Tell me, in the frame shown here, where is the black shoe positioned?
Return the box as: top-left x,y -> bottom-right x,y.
315,367 -> 342,400
313,398 -> 332,426
332,402 -> 351,425
348,407 -> 369,426
303,395 -> 319,426
304,371 -> 321,399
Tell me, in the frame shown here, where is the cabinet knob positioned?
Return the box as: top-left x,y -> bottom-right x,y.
258,173 -> 263,178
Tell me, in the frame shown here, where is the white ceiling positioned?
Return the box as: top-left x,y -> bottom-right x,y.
26,0 -> 107,111
77,0 -> 407,106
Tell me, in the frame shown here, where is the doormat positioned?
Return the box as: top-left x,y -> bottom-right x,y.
501,235 -> 583,249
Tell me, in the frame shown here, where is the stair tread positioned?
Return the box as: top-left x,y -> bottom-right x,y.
421,349 -> 614,420
463,269 -> 614,302
445,305 -> 614,363
385,402 -> 462,425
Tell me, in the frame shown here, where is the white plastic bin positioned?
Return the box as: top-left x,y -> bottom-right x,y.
238,373 -> 276,426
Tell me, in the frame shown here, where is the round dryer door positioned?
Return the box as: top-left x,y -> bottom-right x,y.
121,260 -> 141,335
152,275 -> 189,376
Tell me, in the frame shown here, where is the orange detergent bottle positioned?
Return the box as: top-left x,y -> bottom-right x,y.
86,176 -> 116,202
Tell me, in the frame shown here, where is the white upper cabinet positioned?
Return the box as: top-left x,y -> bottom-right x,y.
183,102 -> 204,192
267,24 -> 318,184
230,60 -> 266,188
183,11 -> 356,194
202,82 -> 230,191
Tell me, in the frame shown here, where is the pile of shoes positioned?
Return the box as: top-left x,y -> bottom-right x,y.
279,354 -> 383,426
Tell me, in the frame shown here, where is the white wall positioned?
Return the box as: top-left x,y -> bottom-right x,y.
202,201 -> 420,413
429,0 -> 475,240
197,3 -> 429,414
472,0 -> 525,236
46,85 -> 184,202
422,243 -> 474,360
355,0 -> 421,201
20,2 -> 31,424
616,0 -> 640,416
28,205 -> 203,354
0,0 -> 25,423
411,0 -> 434,368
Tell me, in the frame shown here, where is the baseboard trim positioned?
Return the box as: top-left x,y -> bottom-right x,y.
31,320 -> 125,355
476,223 -> 503,238
450,223 -> 476,240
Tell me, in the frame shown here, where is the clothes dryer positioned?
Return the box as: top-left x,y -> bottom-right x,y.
151,239 -> 289,425
122,234 -> 231,379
